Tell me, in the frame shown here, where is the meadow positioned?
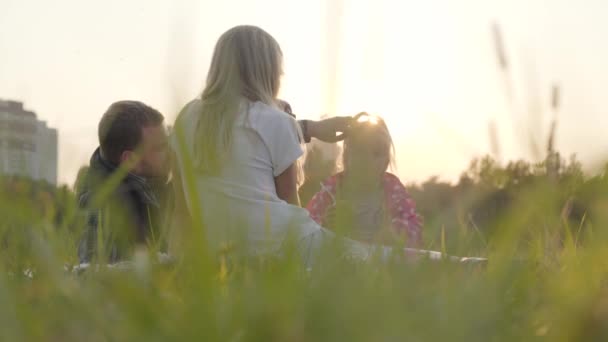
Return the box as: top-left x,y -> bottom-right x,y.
2,149 -> 608,341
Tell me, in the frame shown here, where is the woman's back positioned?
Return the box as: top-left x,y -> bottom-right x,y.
172,99 -> 319,255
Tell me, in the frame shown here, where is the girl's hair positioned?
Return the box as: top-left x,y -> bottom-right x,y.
342,112 -> 396,171
194,25 -> 283,173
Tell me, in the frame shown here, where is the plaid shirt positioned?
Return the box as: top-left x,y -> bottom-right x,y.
306,172 -> 423,248
77,148 -> 169,264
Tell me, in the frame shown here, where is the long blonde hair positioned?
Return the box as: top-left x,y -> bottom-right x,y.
194,25 -> 283,173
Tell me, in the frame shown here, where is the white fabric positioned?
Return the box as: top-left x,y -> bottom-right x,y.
171,99 -> 321,256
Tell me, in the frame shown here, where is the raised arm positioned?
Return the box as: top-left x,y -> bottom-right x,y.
299,117 -> 353,143
277,99 -> 352,144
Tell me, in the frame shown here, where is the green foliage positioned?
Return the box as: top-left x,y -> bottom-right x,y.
408,153 -> 590,251
3,154 -> 608,341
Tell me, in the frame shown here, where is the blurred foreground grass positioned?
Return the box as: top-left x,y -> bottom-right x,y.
3,155 -> 608,341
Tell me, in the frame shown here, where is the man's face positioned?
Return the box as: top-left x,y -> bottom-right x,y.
132,124 -> 170,179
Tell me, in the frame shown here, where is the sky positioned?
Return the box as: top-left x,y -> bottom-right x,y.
1,0 -> 607,185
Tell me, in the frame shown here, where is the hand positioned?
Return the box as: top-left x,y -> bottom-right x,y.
307,116 -> 353,143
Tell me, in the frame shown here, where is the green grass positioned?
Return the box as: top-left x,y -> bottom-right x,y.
2,160 -> 608,341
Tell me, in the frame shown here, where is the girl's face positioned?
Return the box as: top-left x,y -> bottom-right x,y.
345,134 -> 391,181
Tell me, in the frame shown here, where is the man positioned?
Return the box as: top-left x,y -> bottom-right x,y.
77,101 -> 171,264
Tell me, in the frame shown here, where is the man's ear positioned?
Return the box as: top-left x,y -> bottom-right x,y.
119,150 -> 140,170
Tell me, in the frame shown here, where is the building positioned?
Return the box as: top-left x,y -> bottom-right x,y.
0,100 -> 58,185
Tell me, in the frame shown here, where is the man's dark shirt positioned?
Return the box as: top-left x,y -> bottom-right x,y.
77,148 -> 170,264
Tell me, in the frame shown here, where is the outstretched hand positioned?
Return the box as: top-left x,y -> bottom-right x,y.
276,99 -> 353,143
308,116 -> 353,143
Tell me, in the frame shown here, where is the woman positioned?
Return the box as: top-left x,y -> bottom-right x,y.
170,25 -> 386,264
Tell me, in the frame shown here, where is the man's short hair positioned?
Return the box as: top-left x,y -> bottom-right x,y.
98,101 -> 164,164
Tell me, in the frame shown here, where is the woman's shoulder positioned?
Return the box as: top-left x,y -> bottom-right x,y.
170,99 -> 204,151
247,101 -> 301,145
249,101 -> 296,125
175,99 -> 202,126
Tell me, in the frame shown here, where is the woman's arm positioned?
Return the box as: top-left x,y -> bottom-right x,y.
275,163 -> 301,206
299,117 -> 353,143
277,98 -> 352,143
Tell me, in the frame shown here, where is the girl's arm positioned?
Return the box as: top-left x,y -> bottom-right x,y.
306,184 -> 334,226
388,177 -> 423,248
275,163 -> 301,206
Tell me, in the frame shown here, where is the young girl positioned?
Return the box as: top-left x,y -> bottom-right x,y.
307,113 -> 423,248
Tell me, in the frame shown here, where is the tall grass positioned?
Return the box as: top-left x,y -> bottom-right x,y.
3,150 -> 608,341
1,16 -> 606,342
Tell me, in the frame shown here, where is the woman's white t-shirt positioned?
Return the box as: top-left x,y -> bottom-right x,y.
171,99 -> 321,255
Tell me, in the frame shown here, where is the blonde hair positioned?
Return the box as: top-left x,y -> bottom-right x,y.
342,112 -> 396,172
194,25 -> 283,173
